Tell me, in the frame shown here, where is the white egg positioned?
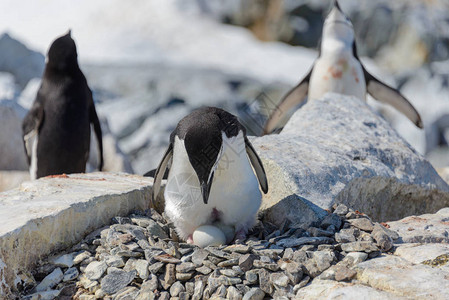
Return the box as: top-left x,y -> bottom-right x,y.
193,225 -> 226,248
214,223 -> 235,243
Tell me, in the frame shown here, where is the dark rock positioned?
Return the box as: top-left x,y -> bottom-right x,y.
100,269 -> 137,295
239,254 -> 257,272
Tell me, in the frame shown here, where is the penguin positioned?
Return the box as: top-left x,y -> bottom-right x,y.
22,31 -> 103,179
151,107 -> 268,243
263,0 -> 423,134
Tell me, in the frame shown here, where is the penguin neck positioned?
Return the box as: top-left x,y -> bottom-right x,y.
320,38 -> 353,59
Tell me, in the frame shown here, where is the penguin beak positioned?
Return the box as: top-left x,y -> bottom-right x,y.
200,172 -> 214,204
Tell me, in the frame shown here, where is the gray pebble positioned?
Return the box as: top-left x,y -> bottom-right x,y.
243,287 -> 265,300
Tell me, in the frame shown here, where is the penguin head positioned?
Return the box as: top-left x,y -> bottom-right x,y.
321,1 -> 355,52
47,30 -> 79,71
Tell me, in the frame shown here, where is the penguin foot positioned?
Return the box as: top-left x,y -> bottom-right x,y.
187,235 -> 194,244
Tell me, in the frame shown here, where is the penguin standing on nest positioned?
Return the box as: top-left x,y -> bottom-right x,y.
152,107 -> 268,246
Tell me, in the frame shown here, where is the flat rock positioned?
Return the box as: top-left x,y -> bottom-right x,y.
0,172 -> 151,296
252,94 -> 449,225
296,279 -> 407,299
387,207 -> 449,243
35,267 -> 63,292
394,243 -> 449,265
355,255 -> 449,299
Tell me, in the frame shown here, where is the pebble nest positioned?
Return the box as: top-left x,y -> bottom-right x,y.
19,204 -> 399,300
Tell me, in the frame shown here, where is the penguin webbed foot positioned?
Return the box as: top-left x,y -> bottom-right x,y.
233,228 -> 247,244
187,234 -> 194,244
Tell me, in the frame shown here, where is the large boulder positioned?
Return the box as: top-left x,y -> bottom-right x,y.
252,93 -> 449,226
0,33 -> 44,88
0,99 -> 28,170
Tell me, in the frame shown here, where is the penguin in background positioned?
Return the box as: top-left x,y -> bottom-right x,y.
151,107 -> 268,243
22,31 -> 103,179
263,0 -> 423,134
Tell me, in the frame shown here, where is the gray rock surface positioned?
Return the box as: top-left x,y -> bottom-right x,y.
0,99 -> 28,171
253,94 -> 449,224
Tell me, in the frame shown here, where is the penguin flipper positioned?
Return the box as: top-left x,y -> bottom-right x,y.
152,143 -> 173,207
245,137 -> 268,194
22,100 -> 44,165
88,89 -> 104,171
364,68 -> 423,128
263,69 -> 311,135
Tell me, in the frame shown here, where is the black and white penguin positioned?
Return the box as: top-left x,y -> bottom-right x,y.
152,107 -> 268,244
22,31 -> 103,179
264,0 -> 423,134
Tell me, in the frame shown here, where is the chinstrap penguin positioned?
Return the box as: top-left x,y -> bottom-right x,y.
263,0 -> 423,134
151,107 -> 268,244
22,31 -> 103,179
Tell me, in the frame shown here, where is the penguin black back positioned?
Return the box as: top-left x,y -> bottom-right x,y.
22,31 -> 103,179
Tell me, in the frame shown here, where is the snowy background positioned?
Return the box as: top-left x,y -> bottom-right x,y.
1,0 -> 449,176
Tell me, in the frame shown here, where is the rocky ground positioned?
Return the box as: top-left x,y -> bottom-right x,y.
20,203 -> 398,300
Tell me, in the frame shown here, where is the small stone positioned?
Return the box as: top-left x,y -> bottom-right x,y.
283,248 -> 294,260
73,251 -> 92,265
293,276 -> 310,292
192,279 -> 206,300
141,274 -> 159,292
176,262 -> 196,273
186,282 -> 195,295
196,265 -> 213,275
335,228 -> 359,243
223,244 -> 251,253
205,247 -> 230,259
214,284 -> 227,297
208,256 -> 225,265
162,264 -> 176,289
308,227 -> 334,237
344,252 -> 368,265
51,253 -> 75,268
239,254 -> 257,272
159,291 -> 170,300
245,269 -> 259,284
232,266 -> 245,276
100,269 -> 136,295
345,211 -> 358,219
227,285 -> 243,300
216,275 -> 242,285
334,266 -> 357,282
341,241 -> 378,253
202,260 -> 218,270
333,204 -> 349,216
313,250 -> 336,272
170,281 -> 186,297
114,286 -> 139,299
63,267 -> 79,282
371,224 -> 394,251
35,268 -> 63,292
118,233 -> 134,244
276,237 -> 333,248
176,272 -> 194,281
148,261 -> 164,274
154,254 -> 181,264
253,260 -> 280,271
218,258 -> 239,267
105,255 -> 125,268
85,261 -> 108,281
271,272 -> 289,287
242,287 -> 265,300
349,218 -> 374,232
147,219 -> 169,239
192,249 -> 209,266
258,269 -> 273,294
134,259 -> 150,279
220,269 -> 238,277
179,292 -> 190,300
321,214 -> 342,230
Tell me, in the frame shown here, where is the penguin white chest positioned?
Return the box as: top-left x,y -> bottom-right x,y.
309,54 -> 366,101
164,133 -> 261,240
